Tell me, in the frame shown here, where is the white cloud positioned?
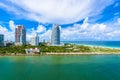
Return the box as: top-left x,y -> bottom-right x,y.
0,20 -> 50,42
0,0 -> 114,24
40,30 -> 51,41
27,24 -> 46,36
117,18 -> 120,24
36,25 -> 46,33
0,2 -> 23,16
1,18 -> 120,42
61,17 -> 120,41
0,20 -> 15,41
27,24 -> 48,41
26,17 -> 120,41
29,25 -> 46,34
9,20 -> 16,31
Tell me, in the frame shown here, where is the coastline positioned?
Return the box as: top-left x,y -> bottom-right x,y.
1,43 -> 120,56
1,52 -> 120,56
76,44 -> 120,49
46,52 -> 120,55
64,41 -> 120,49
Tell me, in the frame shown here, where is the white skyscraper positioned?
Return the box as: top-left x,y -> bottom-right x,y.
30,33 -> 39,46
51,24 -> 60,45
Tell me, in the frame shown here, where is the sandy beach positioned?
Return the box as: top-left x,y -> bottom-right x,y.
1,52 -> 120,56
46,52 -> 120,55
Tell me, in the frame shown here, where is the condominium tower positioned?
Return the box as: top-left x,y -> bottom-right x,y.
15,25 -> 26,45
51,24 -> 60,45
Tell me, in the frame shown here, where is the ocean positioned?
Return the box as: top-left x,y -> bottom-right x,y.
62,41 -> 120,48
0,55 -> 120,80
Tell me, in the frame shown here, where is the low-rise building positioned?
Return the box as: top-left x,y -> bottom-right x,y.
4,41 -> 14,47
25,48 -> 41,55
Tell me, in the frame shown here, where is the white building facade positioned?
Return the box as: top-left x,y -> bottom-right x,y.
30,33 -> 39,46
51,24 -> 60,45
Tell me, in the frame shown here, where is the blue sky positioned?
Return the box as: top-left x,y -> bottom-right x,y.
0,0 -> 120,41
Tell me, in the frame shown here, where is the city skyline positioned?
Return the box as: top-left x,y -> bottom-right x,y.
0,0 -> 120,41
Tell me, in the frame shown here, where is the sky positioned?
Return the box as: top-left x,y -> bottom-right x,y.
0,0 -> 120,41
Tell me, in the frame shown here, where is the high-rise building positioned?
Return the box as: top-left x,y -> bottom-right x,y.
30,33 -> 39,46
15,25 -> 26,45
51,24 -> 60,45
0,34 -> 4,46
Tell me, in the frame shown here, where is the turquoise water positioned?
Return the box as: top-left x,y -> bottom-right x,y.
62,41 -> 120,48
0,55 -> 120,80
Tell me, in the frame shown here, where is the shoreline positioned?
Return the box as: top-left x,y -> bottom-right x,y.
46,52 -> 120,55
63,41 -> 120,49
1,44 -> 120,56
76,44 -> 120,49
1,52 -> 120,56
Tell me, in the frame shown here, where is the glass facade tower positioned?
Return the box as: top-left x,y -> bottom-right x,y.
0,34 -> 4,46
51,24 -> 60,45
